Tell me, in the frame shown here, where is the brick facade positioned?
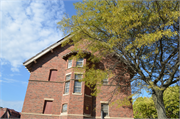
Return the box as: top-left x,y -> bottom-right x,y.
21,36 -> 134,119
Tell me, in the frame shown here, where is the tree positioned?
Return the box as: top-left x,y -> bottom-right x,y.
133,85 -> 179,118
58,1 -> 179,118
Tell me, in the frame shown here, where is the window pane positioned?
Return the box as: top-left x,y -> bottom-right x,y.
76,58 -> 83,67
68,60 -> 72,68
62,104 -> 67,112
103,79 -> 108,84
102,104 -> 108,113
75,74 -> 82,79
74,81 -> 81,93
65,82 -> 70,94
66,74 -> 71,80
76,62 -> 82,67
75,81 -> 81,86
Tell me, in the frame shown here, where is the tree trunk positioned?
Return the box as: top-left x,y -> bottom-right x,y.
152,89 -> 167,119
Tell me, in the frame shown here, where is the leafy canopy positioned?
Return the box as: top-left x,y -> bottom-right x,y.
58,0 -> 179,93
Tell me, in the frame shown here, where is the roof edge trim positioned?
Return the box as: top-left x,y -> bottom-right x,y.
23,34 -> 74,67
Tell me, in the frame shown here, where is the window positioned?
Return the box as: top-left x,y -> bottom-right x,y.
66,74 -> 71,80
62,104 -> 67,113
75,74 -> 83,79
43,100 -> 53,114
76,58 -> 83,67
64,82 -> 70,94
74,80 -> 81,93
48,69 -> 57,81
103,78 -> 108,85
67,59 -> 72,68
101,104 -> 108,117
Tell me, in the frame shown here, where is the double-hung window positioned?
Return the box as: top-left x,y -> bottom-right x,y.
76,58 -> 83,67
64,74 -> 71,94
64,82 -> 70,94
74,74 -> 83,93
67,59 -> 72,68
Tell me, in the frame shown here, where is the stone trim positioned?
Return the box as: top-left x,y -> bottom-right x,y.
100,101 -> 109,103
21,112 -> 92,117
29,80 -> 64,83
21,112 -> 59,116
72,93 -> 82,95
44,98 -> 54,101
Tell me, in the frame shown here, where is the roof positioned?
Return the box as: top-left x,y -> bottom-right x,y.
0,108 -> 21,118
23,34 -> 73,69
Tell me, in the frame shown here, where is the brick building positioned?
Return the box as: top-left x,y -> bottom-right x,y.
0,107 -> 21,118
21,35 -> 134,119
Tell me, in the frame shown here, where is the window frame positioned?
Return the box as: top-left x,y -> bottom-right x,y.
75,74 -> 83,80
74,80 -> 82,93
102,78 -> 108,85
101,103 -> 109,117
76,58 -> 84,67
73,73 -> 83,93
66,74 -> 71,81
64,73 -> 72,95
64,81 -> 70,94
62,103 -> 68,113
67,59 -> 72,68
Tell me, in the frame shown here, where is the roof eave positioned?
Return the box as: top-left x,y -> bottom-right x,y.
23,34 -> 74,68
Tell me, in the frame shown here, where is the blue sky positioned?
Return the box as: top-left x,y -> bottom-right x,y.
0,0 -> 80,112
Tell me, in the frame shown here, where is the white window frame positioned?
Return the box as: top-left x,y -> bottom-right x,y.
76,58 -> 84,67
101,103 -> 109,117
74,80 -> 82,93
64,81 -> 70,94
73,73 -> 83,93
67,59 -> 72,68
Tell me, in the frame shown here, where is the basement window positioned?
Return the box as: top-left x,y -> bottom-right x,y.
62,104 -> 67,113
101,103 -> 108,117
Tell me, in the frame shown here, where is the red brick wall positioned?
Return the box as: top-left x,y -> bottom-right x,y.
21,43 -> 133,119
